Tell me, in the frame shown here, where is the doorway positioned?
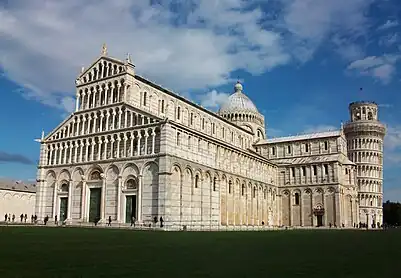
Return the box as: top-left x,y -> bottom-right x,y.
89,188 -> 101,223
317,215 -> 323,227
125,195 -> 137,223
59,197 -> 68,222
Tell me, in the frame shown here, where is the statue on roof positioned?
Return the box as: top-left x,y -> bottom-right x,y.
101,43 -> 108,56
126,53 -> 132,64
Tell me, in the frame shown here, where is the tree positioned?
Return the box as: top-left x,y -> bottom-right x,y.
383,201 -> 401,226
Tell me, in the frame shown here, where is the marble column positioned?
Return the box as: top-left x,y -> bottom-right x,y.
52,182 -> 58,218
100,177 -> 106,220
137,175 -> 142,222
67,179 -> 72,220
81,179 -> 87,221
117,176 -> 122,222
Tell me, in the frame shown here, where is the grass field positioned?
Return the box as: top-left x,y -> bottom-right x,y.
0,227 -> 400,278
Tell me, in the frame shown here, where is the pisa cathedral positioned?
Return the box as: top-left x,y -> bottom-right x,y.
35,46 -> 386,229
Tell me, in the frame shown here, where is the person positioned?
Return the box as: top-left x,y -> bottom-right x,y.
159,216 -> 164,228
153,216 -> 158,227
44,215 -> 49,225
131,216 -> 136,227
55,215 -> 58,226
24,214 -> 27,223
12,214 -> 15,222
108,216 -> 112,226
4,213 -> 7,222
20,214 -> 24,222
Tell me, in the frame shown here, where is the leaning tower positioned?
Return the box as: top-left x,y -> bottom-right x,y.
344,101 -> 386,227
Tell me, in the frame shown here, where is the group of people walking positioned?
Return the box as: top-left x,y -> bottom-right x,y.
3,213 -> 38,224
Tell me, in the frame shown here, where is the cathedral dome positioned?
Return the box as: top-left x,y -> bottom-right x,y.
219,81 -> 259,114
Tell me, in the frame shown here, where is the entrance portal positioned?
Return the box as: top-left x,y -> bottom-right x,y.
89,188 -> 101,223
125,195 -> 137,223
317,215 -> 323,227
59,197 -> 68,222
313,204 -> 325,227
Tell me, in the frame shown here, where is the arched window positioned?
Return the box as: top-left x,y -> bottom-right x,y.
242,184 -> 245,196
177,107 -> 181,120
143,92 -> 147,106
60,183 -> 68,192
213,177 -> 217,191
126,178 -> 137,189
228,181 -> 232,194
253,187 -> 256,198
368,112 -> 373,120
294,192 -> 300,205
177,132 -> 181,146
324,141 -> 328,150
90,170 -> 101,180
195,175 -> 199,188
161,100 -> 165,113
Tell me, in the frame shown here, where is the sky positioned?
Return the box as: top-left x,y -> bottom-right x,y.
0,0 -> 401,201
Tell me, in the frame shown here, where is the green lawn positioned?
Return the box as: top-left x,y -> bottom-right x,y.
0,227 -> 400,278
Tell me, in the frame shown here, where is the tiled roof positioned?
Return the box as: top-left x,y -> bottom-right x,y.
269,153 -> 355,166
0,179 -> 36,193
259,130 -> 341,144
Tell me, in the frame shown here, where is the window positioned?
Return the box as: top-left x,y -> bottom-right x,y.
324,141 -> 328,151
345,168 -> 348,174
272,147 -> 276,155
228,181 -> 232,194
188,136 -> 191,149
176,132 -> 181,146
213,177 -> 217,191
195,175 -> 199,188
253,187 -> 256,198
161,100 -> 165,113
313,165 -> 317,176
177,107 -> 181,120
288,145 -> 291,154
212,123 -> 215,134
241,184 -> 245,196
291,167 -> 295,177
324,164 -> 328,175
190,113 -> 193,125
305,143 -> 309,152
222,127 -> 225,138
202,118 -> 205,130
294,193 -> 300,205
302,166 -> 306,176
143,92 -> 147,106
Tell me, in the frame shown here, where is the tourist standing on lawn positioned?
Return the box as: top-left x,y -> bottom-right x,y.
108,216 -> 112,226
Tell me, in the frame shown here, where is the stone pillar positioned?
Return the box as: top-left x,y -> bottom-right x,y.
116,136 -> 121,159
118,109 -> 122,129
112,110 -> 116,130
75,92 -> 80,112
137,175 -> 142,222
101,176 -> 106,221
67,179 -> 73,220
130,132 -> 135,156
137,133 -> 142,156
152,129 -> 156,154
53,182 -> 58,218
117,176 -> 122,222
100,112 -> 104,132
144,130 -> 149,155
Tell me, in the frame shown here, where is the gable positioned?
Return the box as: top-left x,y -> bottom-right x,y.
76,56 -> 127,86
44,103 -> 163,142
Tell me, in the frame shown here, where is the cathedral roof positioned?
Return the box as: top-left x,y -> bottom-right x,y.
259,130 -> 341,144
219,81 -> 259,114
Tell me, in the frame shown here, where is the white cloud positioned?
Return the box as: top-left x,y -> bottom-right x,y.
379,33 -> 399,47
278,0 -> 373,61
0,0 -> 379,112
198,90 -> 230,111
303,124 -> 338,134
347,54 -> 401,84
377,19 -> 399,31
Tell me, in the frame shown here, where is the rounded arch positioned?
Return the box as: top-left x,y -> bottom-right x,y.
105,164 -> 120,181
58,169 -> 71,181
122,162 -> 140,178
142,161 -> 159,187
85,164 -> 104,179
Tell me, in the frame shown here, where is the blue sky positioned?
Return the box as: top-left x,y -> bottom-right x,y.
1,0 -> 401,201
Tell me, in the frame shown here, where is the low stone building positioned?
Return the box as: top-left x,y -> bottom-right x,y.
0,179 -> 36,222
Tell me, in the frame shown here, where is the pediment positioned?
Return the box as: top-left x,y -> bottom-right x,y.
76,56 -> 127,86
43,103 -> 164,142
